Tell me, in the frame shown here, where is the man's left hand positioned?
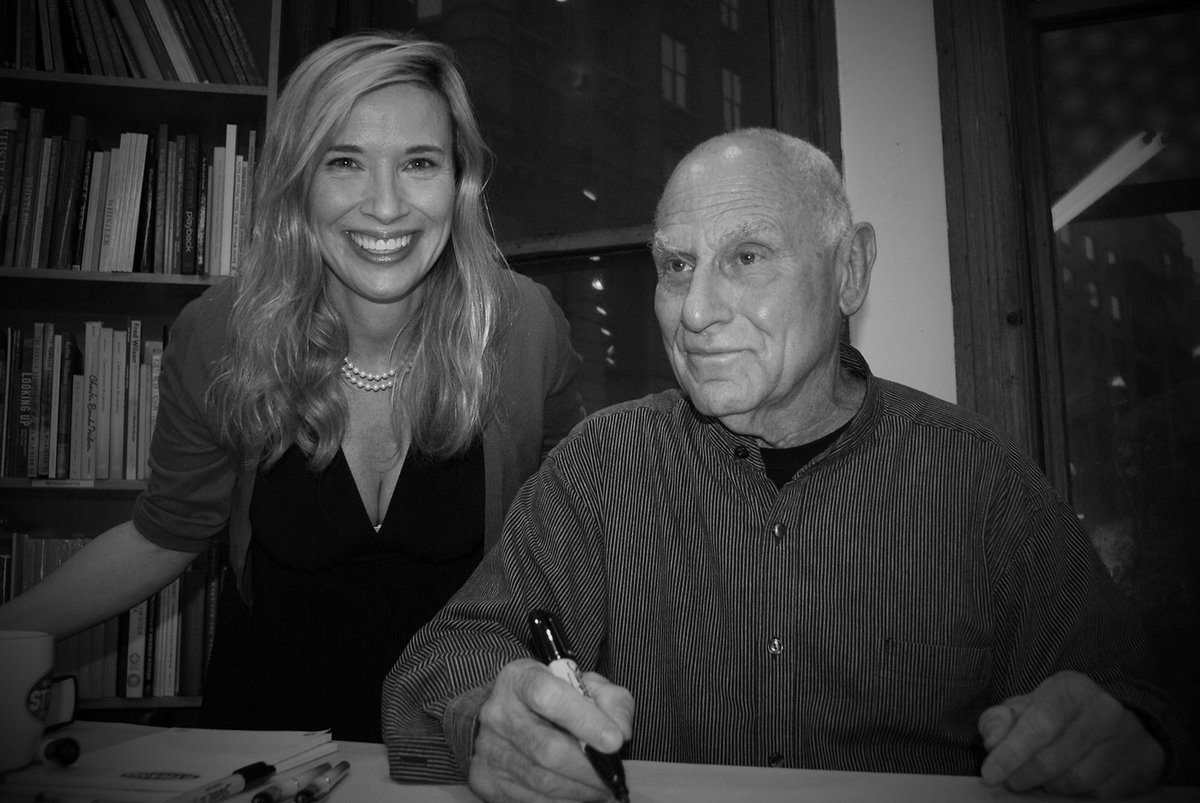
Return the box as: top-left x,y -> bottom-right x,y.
978,670 -> 1164,797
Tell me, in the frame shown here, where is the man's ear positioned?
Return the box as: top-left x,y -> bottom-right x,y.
836,222 -> 876,317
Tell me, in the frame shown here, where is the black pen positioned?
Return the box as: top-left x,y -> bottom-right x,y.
294,760 -> 350,803
527,609 -> 630,803
163,761 -> 275,803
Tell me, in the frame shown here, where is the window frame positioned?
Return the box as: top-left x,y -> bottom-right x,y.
501,0 -> 841,265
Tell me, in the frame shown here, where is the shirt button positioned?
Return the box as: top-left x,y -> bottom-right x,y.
767,637 -> 783,655
771,522 -> 787,542
733,445 -> 750,459
767,752 -> 784,767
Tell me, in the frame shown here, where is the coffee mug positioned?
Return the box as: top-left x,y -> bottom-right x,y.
0,630 -> 77,772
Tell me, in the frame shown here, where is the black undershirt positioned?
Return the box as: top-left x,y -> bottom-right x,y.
759,422 -> 849,489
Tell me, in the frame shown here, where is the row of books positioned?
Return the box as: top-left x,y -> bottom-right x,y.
0,320 -> 163,481
4,533 -> 223,700
0,102 -> 257,275
1,0 -> 264,85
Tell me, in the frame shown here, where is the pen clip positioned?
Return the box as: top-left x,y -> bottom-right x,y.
528,609 -> 576,664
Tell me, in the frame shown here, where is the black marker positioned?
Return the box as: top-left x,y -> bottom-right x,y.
527,610 -> 630,803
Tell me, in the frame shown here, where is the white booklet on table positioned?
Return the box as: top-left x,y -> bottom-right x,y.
1,726 -> 336,801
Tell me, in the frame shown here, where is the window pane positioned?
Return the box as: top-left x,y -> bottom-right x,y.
409,1 -> 775,244
516,249 -> 677,412
1040,9 -> 1200,723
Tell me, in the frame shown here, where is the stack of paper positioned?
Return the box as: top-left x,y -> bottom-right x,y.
1,727 -> 336,801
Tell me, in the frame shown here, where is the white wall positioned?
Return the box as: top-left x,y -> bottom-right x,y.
835,0 -> 957,402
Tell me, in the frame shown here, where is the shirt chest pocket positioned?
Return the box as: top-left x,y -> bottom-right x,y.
881,637 -> 990,685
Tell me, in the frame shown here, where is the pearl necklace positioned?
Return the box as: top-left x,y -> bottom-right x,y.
341,357 -> 400,392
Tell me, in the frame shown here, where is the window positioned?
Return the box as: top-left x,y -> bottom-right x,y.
1083,234 -> 1095,261
1110,294 -> 1121,321
415,0 -> 442,19
1086,281 -> 1100,309
1107,250 -> 1116,265
661,34 -> 688,109
722,68 -> 742,130
720,0 -> 741,31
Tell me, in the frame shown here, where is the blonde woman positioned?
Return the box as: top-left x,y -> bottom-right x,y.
0,32 -> 584,741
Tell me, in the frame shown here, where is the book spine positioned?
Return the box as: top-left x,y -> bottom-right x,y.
186,0 -> 236,84
13,108 -> 45,269
12,333 -> 33,478
128,0 -> 177,80
43,0 -> 67,72
48,114 -> 89,271
78,0 -> 117,75
218,126 -> 236,274
108,327 -> 124,478
123,318 -> 140,479
195,154 -> 209,275
151,123 -> 169,271
0,105 -> 20,260
80,149 -> 108,272
97,138 -> 126,272
141,0 -> 197,82
163,0 -> 217,83
26,323 -> 44,477
1,112 -> 28,265
132,132 -> 156,272
29,135 -> 58,270
95,324 -> 112,479
69,143 -> 95,269
141,589 -> 157,697
179,133 -> 198,275
69,374 -> 84,478
90,0 -> 131,76
123,597 -> 146,697
199,0 -> 244,83
54,332 -> 79,479
64,0 -> 104,75
42,331 -> 59,477
209,0 -> 261,84
82,320 -> 100,479
109,0 -> 163,79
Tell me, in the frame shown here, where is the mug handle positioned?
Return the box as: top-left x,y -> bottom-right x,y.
43,675 -> 77,733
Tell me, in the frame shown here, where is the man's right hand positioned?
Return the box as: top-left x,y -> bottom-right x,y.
468,658 -> 634,802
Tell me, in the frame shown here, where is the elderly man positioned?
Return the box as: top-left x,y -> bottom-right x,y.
382,129 -> 1184,801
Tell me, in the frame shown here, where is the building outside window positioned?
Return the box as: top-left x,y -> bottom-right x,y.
722,68 -> 742,130
661,33 -> 688,109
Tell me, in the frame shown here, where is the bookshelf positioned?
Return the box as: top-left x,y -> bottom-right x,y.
0,0 -> 283,719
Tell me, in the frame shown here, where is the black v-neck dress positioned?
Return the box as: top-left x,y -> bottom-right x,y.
199,440 -> 485,741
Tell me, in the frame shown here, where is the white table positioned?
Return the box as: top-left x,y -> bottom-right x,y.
8,722 -> 1198,802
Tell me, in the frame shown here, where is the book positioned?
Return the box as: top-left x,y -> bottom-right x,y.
108,327 -> 125,478
16,0 -> 38,71
79,148 -> 109,271
176,550 -> 209,697
142,585 -> 158,696
9,331 -> 34,478
164,0 -> 218,84
64,0 -> 103,75
142,0 -> 197,82
199,0 -> 245,83
29,134 -> 60,270
12,106 -> 45,269
82,320 -> 101,479
48,114 -> 89,271
2,727 -> 335,799
78,0 -> 118,76
45,332 -> 62,477
110,0 -> 163,79
151,122 -> 169,271
128,0 -> 177,80
90,0 -> 132,77
69,142 -> 95,269
117,132 -> 149,272
123,596 -> 147,697
57,0 -> 91,74
36,322 -> 55,477
109,8 -> 143,78
124,318 -> 141,479
42,0 -> 67,72
69,374 -> 84,478
95,324 -> 112,479
97,137 -> 127,272
1,106 -> 28,264
35,0 -> 60,72
209,0 -> 262,84
26,322 -> 45,477
179,132 -> 199,274
54,331 -> 80,478
0,101 -> 24,261
196,153 -> 209,275
133,131 -> 157,272
182,0 -> 236,84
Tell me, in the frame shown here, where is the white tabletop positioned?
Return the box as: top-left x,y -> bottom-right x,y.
12,722 -> 1198,802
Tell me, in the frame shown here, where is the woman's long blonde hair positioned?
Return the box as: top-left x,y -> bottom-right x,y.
210,31 -> 511,470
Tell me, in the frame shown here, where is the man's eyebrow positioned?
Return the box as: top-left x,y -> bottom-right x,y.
649,236 -> 683,257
